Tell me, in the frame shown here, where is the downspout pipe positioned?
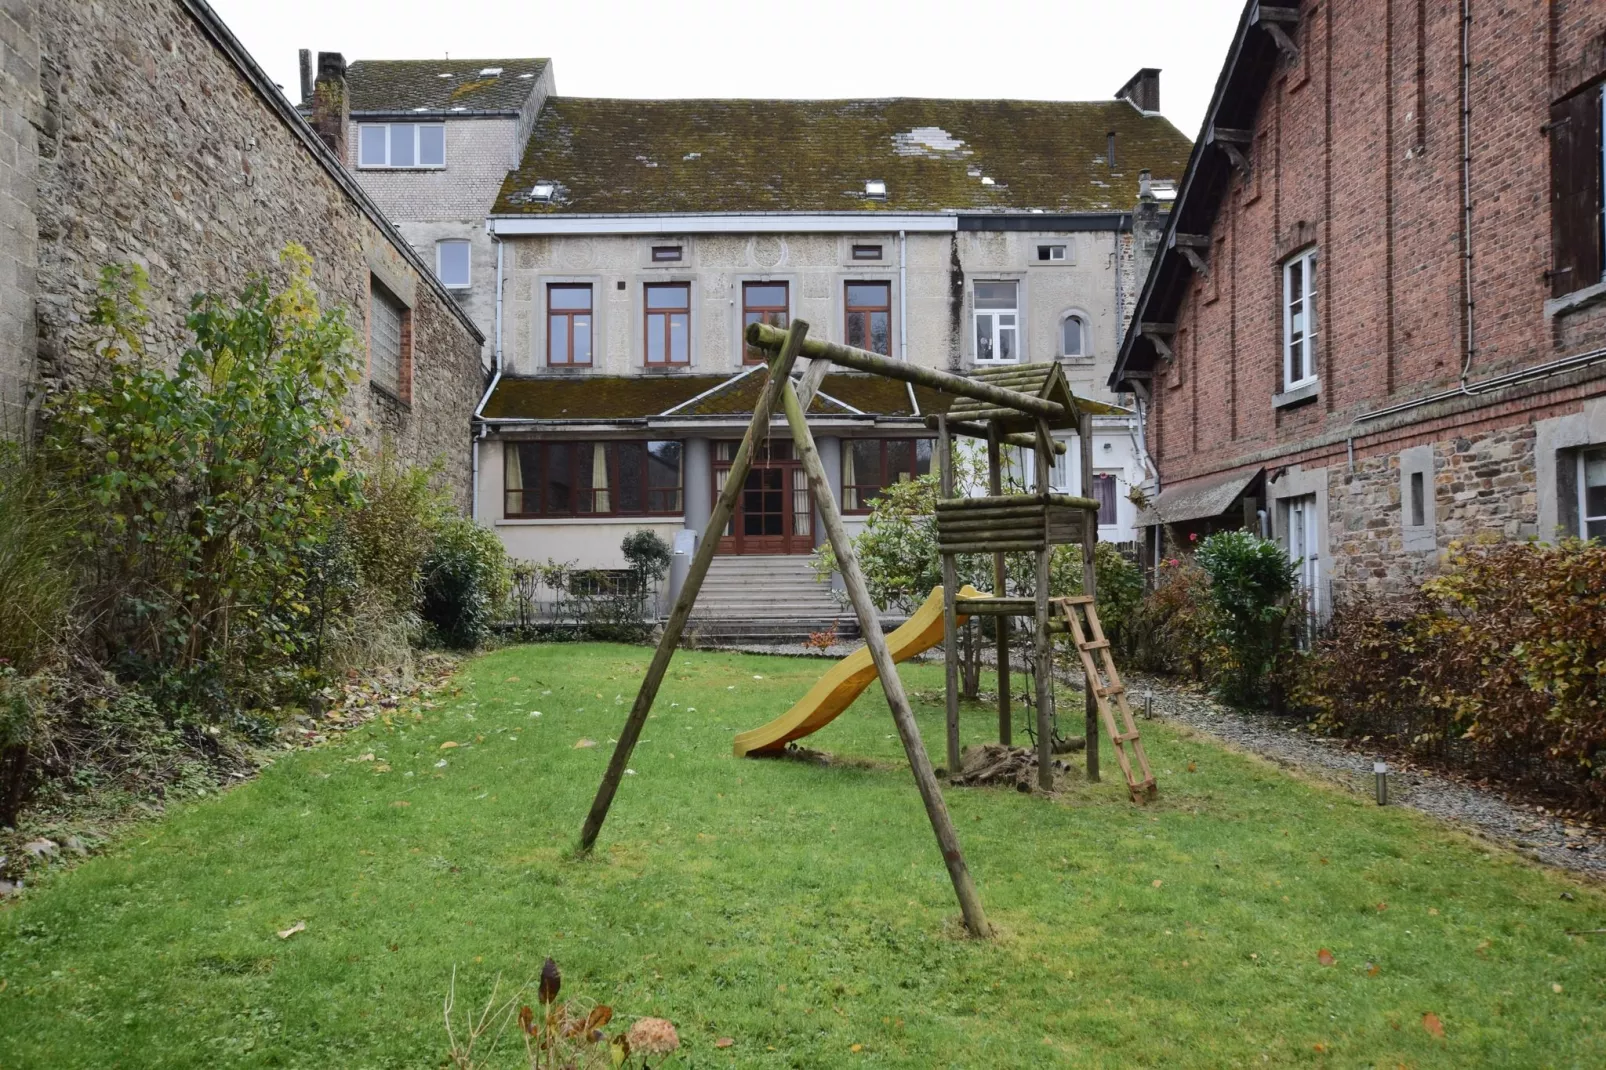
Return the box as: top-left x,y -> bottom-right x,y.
471,231 -> 507,520
899,230 -> 908,362
1457,0 -> 1477,395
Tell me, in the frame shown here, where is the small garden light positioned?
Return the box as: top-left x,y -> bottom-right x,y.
1374,761 -> 1389,806
1143,690 -> 1154,720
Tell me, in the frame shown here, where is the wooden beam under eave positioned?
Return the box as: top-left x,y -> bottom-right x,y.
1252,6 -> 1301,57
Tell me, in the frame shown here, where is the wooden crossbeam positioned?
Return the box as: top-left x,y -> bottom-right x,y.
746,322 -> 1064,420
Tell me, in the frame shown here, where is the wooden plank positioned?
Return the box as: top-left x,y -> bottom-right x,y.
936,493 -> 1098,511
938,414 -> 961,776
781,380 -> 992,939
988,424 -> 1011,747
955,596 -> 1036,615
746,322 -> 1063,420
580,320 -> 812,851
1080,410 -> 1099,786
938,506 -> 1048,524
938,540 -> 1046,555
1033,418 -> 1054,790
927,417 -> 1066,453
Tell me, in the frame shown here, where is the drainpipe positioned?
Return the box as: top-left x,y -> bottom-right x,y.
1457,0 -> 1476,395
898,230 -> 908,362
471,229 -> 507,520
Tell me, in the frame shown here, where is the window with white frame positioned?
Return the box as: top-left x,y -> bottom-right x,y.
357,123 -> 446,168
436,240 -> 470,289
1583,447 -> 1606,541
1060,313 -> 1087,358
1282,248 -> 1318,390
974,281 -> 1018,363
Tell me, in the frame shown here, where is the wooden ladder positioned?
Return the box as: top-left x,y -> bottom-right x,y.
1053,595 -> 1158,803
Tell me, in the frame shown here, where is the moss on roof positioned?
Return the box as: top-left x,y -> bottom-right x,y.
481,375 -> 721,421
346,59 -> 547,114
494,97 -> 1191,214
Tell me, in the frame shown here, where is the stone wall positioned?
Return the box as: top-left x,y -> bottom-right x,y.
24,0 -> 483,502
1325,424 -> 1539,602
0,0 -> 40,435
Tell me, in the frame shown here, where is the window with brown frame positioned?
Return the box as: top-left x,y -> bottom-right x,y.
1549,84 -> 1605,298
504,440 -> 683,518
845,281 -> 892,357
851,243 -> 883,261
547,284 -> 593,367
841,438 -> 933,512
645,282 -> 691,365
651,245 -> 683,263
368,275 -> 411,402
742,281 -> 788,364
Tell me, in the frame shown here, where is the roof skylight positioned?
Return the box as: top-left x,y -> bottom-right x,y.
437,72 -> 452,79
864,179 -> 887,199
480,67 -> 503,76
531,182 -> 556,201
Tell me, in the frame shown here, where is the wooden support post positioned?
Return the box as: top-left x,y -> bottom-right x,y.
937,415 -> 961,775
781,381 -> 991,938
1033,419 -> 1053,791
1079,410 -> 1100,784
579,322 -> 812,851
986,422 -> 1010,746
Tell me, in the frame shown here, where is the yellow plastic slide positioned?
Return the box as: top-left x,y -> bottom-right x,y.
733,584 -> 986,757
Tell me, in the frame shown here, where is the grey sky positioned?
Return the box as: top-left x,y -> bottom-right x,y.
213,0 -> 1242,144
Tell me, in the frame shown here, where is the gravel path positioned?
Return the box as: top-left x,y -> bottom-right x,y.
1127,673 -> 1606,882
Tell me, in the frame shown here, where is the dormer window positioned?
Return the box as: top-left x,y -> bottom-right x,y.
530,182 -> 556,202
357,123 -> 445,168
651,245 -> 683,263
864,179 -> 887,200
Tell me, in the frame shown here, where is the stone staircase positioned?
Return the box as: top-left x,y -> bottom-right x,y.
688,555 -> 857,645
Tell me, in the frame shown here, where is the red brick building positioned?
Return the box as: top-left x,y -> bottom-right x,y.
1111,0 -> 1606,616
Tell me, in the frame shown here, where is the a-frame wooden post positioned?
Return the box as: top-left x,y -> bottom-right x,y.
1079,409 -> 1100,783
937,414 -> 962,775
781,380 -> 992,939
579,321 -> 813,851
986,422 -> 1010,745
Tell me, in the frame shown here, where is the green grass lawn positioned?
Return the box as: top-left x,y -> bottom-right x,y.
2,643 -> 1602,1068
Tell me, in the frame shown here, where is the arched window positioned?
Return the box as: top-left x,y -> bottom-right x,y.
1060,313 -> 1087,358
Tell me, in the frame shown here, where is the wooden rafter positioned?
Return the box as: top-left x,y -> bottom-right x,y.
1171,232 -> 1212,277
1253,4 -> 1302,60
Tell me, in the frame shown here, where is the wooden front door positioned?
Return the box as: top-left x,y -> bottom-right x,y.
715,441 -> 813,554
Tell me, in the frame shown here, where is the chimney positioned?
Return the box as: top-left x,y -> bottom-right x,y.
310,52 -> 348,161
298,49 -> 314,104
1138,169 -> 1153,201
1116,68 -> 1161,114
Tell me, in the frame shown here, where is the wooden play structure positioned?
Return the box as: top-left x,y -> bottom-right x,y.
579,320 -> 1155,939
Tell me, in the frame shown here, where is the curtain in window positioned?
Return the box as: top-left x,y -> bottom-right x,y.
793,479 -> 812,544
592,444 -> 611,514
505,443 -> 524,515
841,442 -> 859,511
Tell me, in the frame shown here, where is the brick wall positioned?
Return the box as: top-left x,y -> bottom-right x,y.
1147,0 -> 1606,597
23,0 -> 484,503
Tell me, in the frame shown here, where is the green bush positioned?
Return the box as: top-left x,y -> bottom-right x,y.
42,249 -> 359,717
1296,539 -> 1606,814
620,529 -> 672,588
1125,556 -> 1214,678
420,517 -> 509,650
1195,530 -> 1297,706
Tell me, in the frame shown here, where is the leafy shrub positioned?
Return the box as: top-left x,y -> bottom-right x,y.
1194,530 -> 1298,706
420,517 -> 509,649
346,448 -> 448,612
1125,557 -> 1213,679
1297,539 -> 1606,813
42,249 -> 359,718
620,529 -> 672,587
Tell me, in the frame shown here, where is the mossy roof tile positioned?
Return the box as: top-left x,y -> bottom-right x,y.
494,97 -> 1191,214
347,59 -> 547,114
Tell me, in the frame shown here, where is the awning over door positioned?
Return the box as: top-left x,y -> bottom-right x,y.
1135,467 -> 1263,527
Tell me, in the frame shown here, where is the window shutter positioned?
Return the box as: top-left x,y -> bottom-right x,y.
1550,89 -> 1603,298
